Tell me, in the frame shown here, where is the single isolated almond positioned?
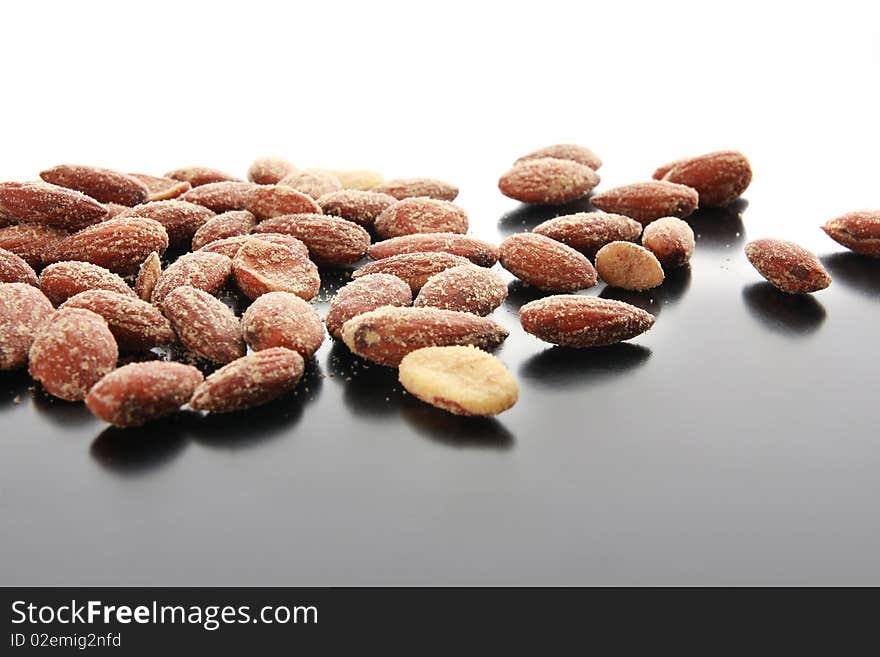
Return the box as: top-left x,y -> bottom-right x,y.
165,166 -> 242,187
515,143 -> 602,170
28,307 -> 118,401
191,210 -> 257,250
278,169 -> 342,199
399,345 -> 518,416
641,217 -> 695,269
189,347 -> 305,413
316,189 -> 397,227
352,252 -> 473,293
40,165 -> 149,206
414,265 -> 508,316
595,241 -> 665,291
821,210 -> 880,256
254,214 -> 370,266
135,252 -> 162,301
150,251 -> 233,308
368,233 -> 499,267
325,273 -> 413,340
39,261 -> 135,306
0,224 -> 69,268
86,361 -> 204,427
744,239 -> 831,294
520,295 -> 655,348
232,239 -> 321,301
241,291 -> 324,357
55,217 -> 169,274
0,181 -> 106,231
373,178 -> 459,201
247,157 -> 297,185
591,181 -> 699,224
128,173 -> 192,201
197,232 -> 309,261
658,151 -> 752,207
180,181 -> 258,213
61,290 -> 176,352
499,233 -> 597,291
374,198 -> 469,239
243,185 -> 322,219
498,158 -> 600,205
162,286 -> 245,363
533,212 -> 643,257
119,200 -> 215,246
0,283 -> 55,370
341,306 -> 508,367
0,248 -> 38,286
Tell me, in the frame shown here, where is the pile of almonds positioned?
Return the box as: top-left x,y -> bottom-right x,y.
1,149 -> 878,429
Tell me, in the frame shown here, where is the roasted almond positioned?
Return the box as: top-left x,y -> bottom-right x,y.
0,248 -> 38,286
373,178 -> 459,201
28,307 -> 118,401
243,185 -> 322,219
254,214 -> 369,266
247,157 -> 297,185
150,251 -> 232,308
316,189 -> 397,227
499,233 -> 597,291
374,198 -> 468,239
134,252 -> 162,301
368,233 -> 499,267
341,306 -> 508,367
119,200 -> 215,246
352,252 -> 472,292
590,181 -> 699,224
197,232 -> 309,261
659,151 -> 752,207
241,291 -> 324,357
191,210 -> 257,251
55,217 -> 169,274
515,143 -> 602,170
278,169 -> 342,199
0,283 -> 54,370
651,158 -> 689,181
0,181 -> 106,231
0,224 -> 69,268
40,165 -> 149,206
189,347 -> 304,413
533,212 -> 643,257
86,361 -> 204,427
232,239 -> 321,301
325,273 -> 413,340
520,295 -> 655,348
821,210 -> 880,256
102,202 -> 130,220
162,286 -> 245,363
165,166 -> 242,187
128,173 -> 192,201
39,261 -> 135,306
641,217 -> 695,269
179,181 -> 258,213
414,265 -> 507,316
744,239 -> 831,294
595,241 -> 665,290
61,290 -> 176,351
498,158 -> 599,205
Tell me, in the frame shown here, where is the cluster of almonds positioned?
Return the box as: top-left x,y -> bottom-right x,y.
1,147 -> 877,428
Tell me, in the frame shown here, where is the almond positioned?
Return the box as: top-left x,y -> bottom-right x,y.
179,181 -> 258,213
61,290 -> 176,351
595,241 -> 665,291
0,181 -> 106,231
590,181 -> 699,224
247,157 -> 297,185
28,307 -> 118,401
744,239 -> 831,294
414,265 -> 507,316
352,252 -> 472,292
0,248 -> 38,286
135,252 -> 162,302
320,169 -> 384,191
86,361 -> 203,427
40,165 -> 149,206
189,347 -> 304,413
533,212 -> 643,258
56,218 -> 169,274
128,173 -> 192,201
515,143 -> 602,170
520,295 -> 655,348
499,233 -> 597,291
368,233 -> 499,267
373,178 -> 459,201
191,210 -> 257,250
325,273 -> 413,340
165,166 -> 242,187
243,185 -> 322,219
659,151 -> 752,207
162,286 -> 245,363
241,291 -> 324,357
0,283 -> 54,370
197,232 -> 309,261
119,200 -> 215,246
652,158 -> 689,181
102,202 -> 130,220
342,306 -> 508,367
150,251 -> 232,308
232,239 -> 321,301
316,189 -> 397,227
254,214 -> 369,266
641,217 -> 695,269
498,158 -> 600,205
821,210 -> 880,256
374,198 -> 468,239
0,224 -> 69,268
278,169 -> 342,199
39,261 -> 136,306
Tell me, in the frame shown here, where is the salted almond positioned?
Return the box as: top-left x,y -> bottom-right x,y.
374,198 -> 468,239
55,218 -> 169,274
595,241 -> 665,291
254,214 -> 369,266
180,181 -> 258,213
0,224 -> 69,268
162,286 -> 245,363
61,290 -> 176,351
325,274 -> 413,340
232,239 -> 321,301
244,185 -> 322,219
128,173 -> 191,201
591,181 -> 698,224
533,212 -> 642,257
414,265 -> 507,316
368,233 -> 499,267
821,210 -> 880,256
316,189 -> 397,227
659,151 -> 752,207
241,291 -> 324,357
40,165 -> 149,206
165,166 -> 242,187
39,261 -> 135,306
745,239 -> 831,294
191,210 -> 257,250
0,181 -> 106,231
498,158 -> 599,205
373,178 -> 459,201
352,252 -> 472,292
278,170 -> 342,199
247,157 -> 297,185
499,233 -> 597,291
0,283 -> 55,370
119,200 -> 215,246
641,217 -> 695,269
0,248 -> 38,286
197,232 -> 309,261
515,143 -> 602,170
151,251 -> 232,308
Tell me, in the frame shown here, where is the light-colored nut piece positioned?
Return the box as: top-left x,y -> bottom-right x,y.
595,241 -> 665,291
